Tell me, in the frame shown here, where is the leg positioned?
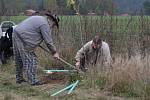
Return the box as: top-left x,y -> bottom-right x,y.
80,57 -> 87,72
0,53 -> 2,65
13,37 -> 25,83
25,52 -> 39,84
1,51 -> 6,64
13,47 -> 24,82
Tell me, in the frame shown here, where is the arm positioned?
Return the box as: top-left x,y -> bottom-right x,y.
75,42 -> 90,68
40,24 -> 56,55
75,42 -> 90,61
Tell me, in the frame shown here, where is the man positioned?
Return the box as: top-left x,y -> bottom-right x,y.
12,11 -> 60,85
75,35 -> 112,72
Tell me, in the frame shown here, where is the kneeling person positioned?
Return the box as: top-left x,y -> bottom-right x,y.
75,35 -> 111,72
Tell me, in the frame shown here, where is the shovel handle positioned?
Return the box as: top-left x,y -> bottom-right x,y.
58,58 -> 83,73
58,58 -> 76,69
39,45 -> 83,73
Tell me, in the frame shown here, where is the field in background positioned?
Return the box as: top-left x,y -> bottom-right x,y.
0,16 -> 150,100
1,15 -> 149,57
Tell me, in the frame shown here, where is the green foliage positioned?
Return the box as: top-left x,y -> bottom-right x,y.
56,0 -> 76,15
69,72 -> 82,83
0,0 -> 147,15
67,0 -> 76,9
78,0 -> 117,15
1,0 -> 149,15
143,1 -> 150,15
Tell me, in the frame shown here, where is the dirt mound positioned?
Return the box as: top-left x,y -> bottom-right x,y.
36,73 -> 70,92
41,72 -> 69,84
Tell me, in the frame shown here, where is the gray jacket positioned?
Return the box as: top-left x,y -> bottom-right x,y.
13,16 -> 56,54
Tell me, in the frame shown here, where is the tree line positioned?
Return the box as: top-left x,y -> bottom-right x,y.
0,0 -> 150,16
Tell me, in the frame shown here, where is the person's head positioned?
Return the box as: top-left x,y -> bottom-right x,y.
92,35 -> 102,49
45,10 -> 60,29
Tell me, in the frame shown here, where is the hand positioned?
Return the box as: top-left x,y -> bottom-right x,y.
75,61 -> 80,69
53,52 -> 60,59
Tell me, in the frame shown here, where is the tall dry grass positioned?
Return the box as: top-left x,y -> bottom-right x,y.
80,54 -> 150,99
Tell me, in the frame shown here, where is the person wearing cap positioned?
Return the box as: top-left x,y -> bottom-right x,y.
75,35 -> 112,72
12,11 -> 60,85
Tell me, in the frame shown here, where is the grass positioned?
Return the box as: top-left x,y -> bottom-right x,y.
0,62 -> 50,100
0,54 -> 150,100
